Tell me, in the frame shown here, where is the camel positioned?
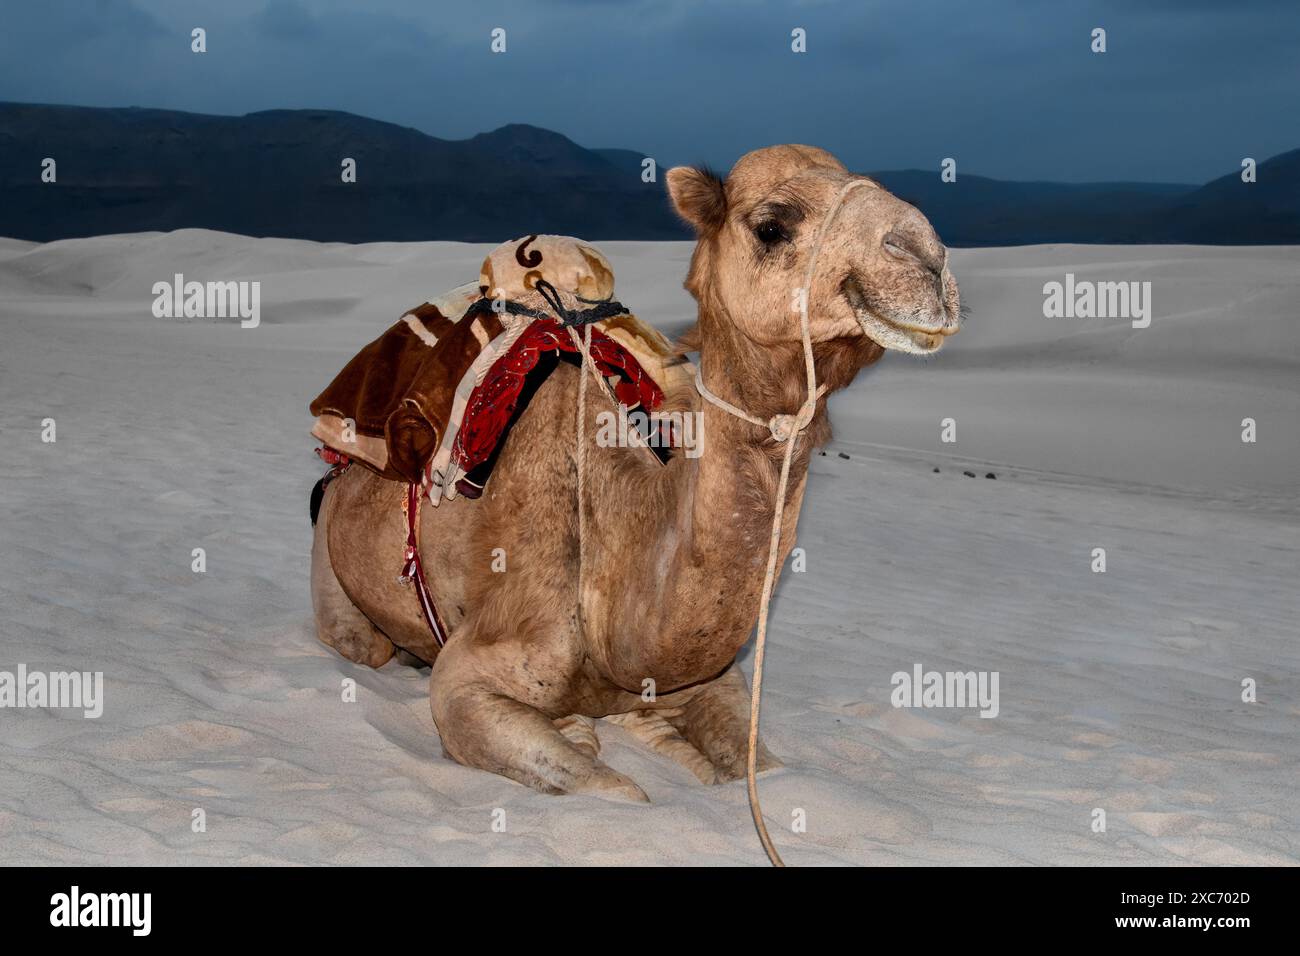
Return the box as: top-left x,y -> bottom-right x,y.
311,145 -> 960,802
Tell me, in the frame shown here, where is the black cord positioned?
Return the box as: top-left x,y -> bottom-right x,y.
533,278 -> 629,327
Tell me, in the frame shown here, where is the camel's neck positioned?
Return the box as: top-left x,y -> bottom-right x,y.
589,308 -> 830,690
685,316 -> 821,576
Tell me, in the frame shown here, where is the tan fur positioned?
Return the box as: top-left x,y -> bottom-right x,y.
311,145 -> 960,800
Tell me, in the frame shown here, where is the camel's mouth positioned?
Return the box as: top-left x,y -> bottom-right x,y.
841,274 -> 957,355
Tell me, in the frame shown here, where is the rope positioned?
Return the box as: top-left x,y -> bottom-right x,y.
569,323 -> 594,629
695,177 -> 876,866
464,282 -> 630,328
695,365 -> 827,443
536,278 -> 631,327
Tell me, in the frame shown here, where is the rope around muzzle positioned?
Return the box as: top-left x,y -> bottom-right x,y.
695,177 -> 878,866
563,176 -> 877,866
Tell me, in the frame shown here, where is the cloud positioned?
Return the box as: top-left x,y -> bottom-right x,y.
0,0 -> 1295,182
256,0 -> 320,40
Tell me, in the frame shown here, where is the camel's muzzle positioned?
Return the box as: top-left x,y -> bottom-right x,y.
841,269 -> 959,355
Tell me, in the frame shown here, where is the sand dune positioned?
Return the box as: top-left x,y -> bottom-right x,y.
0,232 -> 1295,865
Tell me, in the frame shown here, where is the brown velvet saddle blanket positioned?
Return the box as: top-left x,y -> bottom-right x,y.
309,235 -> 689,500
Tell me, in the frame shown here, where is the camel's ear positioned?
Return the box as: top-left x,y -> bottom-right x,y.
666,166 -> 727,233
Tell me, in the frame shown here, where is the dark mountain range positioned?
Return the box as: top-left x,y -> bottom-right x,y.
1151,149 -> 1300,244
0,103 -> 1295,245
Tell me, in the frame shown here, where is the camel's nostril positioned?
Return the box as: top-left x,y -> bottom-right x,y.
883,228 -> 945,280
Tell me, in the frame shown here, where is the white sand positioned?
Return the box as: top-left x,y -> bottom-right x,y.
0,231 -> 1296,865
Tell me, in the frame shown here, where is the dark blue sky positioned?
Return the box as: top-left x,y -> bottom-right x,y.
2,0 -> 1297,183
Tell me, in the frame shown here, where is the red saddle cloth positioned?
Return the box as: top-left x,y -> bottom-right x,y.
451,317 -> 665,483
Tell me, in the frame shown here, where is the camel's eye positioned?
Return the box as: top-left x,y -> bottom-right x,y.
754,220 -> 788,245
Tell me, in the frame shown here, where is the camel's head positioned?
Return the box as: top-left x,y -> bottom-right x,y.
667,145 -> 960,355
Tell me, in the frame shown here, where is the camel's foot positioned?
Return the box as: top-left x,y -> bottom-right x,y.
605,666 -> 782,785
554,714 -> 600,759
430,650 -> 647,802
666,664 -> 784,784
568,763 -> 650,803
311,506 -> 395,668
606,710 -> 717,784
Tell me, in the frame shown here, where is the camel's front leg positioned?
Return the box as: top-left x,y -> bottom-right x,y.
429,640 -> 648,802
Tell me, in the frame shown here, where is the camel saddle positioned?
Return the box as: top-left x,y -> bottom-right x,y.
310,234 -> 690,501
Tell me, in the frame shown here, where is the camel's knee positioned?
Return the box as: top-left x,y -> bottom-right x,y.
427,653 -> 492,763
